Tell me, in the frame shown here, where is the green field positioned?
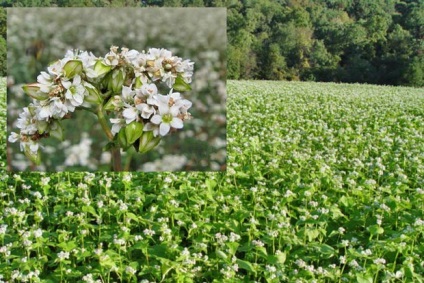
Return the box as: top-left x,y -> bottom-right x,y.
1,80 -> 424,282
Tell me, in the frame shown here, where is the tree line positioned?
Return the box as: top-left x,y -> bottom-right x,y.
1,0 -> 423,86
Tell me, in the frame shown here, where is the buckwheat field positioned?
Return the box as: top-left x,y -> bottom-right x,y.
1,79 -> 424,282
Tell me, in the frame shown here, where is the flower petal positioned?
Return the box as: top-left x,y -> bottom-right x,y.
61,80 -> 72,89
150,115 -> 162,125
171,117 -> 183,129
159,123 -> 170,136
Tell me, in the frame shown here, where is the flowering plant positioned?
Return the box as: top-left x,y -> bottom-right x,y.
8,46 -> 194,171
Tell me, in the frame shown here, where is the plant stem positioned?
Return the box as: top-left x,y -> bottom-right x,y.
112,148 -> 122,172
96,104 -> 122,171
124,146 -> 135,171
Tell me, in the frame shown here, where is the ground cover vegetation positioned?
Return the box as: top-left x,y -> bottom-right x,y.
1,79 -> 424,282
1,0 -> 423,86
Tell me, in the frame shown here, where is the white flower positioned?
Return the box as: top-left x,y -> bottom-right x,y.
143,229 -> 155,237
62,75 -> 86,107
37,71 -> 54,93
121,48 -> 139,63
47,59 -> 67,76
33,229 -> 43,238
78,51 -> 97,69
179,59 -> 194,83
373,258 -> 386,265
122,106 -> 140,124
0,225 -> 7,235
110,118 -> 126,135
16,107 -> 38,134
50,97 -> 69,118
143,122 -> 160,137
125,266 -> 136,275
104,49 -> 119,66
36,102 -> 53,120
150,100 -> 183,137
77,51 -> 97,78
136,103 -> 155,119
162,72 -> 177,88
57,251 -> 70,260
8,132 -> 20,143
149,48 -> 172,59
121,86 -> 135,104
136,83 -> 158,100
20,139 -> 40,155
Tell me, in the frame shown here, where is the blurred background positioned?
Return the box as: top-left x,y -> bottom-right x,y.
7,7 -> 226,172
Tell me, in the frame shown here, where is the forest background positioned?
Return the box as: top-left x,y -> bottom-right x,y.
0,0 -> 423,87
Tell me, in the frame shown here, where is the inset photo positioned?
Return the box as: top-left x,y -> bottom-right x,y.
7,7 -> 226,171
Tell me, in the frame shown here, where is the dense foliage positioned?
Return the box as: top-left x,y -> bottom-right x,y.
1,1 -> 423,86
1,80 -> 424,282
226,0 -> 424,87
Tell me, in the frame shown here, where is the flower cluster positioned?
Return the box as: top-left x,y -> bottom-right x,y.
8,46 -> 194,164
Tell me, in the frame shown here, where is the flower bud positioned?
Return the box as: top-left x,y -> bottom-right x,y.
173,75 -> 192,92
108,68 -> 125,93
93,60 -> 112,78
117,128 -> 129,149
36,120 -> 48,134
125,121 -> 143,145
63,60 -> 83,79
104,95 -> 122,111
138,131 -> 161,154
134,76 -> 143,89
24,144 -> 41,165
49,120 -> 64,141
27,106 -> 38,116
84,82 -> 102,105
22,83 -> 49,100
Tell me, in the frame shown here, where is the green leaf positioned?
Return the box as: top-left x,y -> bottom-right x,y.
82,205 -> 98,217
236,259 -> 256,274
356,273 -> 373,283
103,141 -> 117,151
216,250 -> 228,260
57,241 -> 77,252
306,229 -> 320,242
276,251 -> 286,264
267,252 -> 286,265
368,225 -> 384,236
318,244 -> 335,258
255,246 -> 268,258
131,241 -> 148,251
125,212 -> 139,222
225,242 -> 239,255
173,76 -> 191,92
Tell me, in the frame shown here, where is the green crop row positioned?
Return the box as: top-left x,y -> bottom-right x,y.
1,80 -> 423,282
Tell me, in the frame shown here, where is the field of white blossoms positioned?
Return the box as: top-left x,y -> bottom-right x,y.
1,78 -> 424,282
